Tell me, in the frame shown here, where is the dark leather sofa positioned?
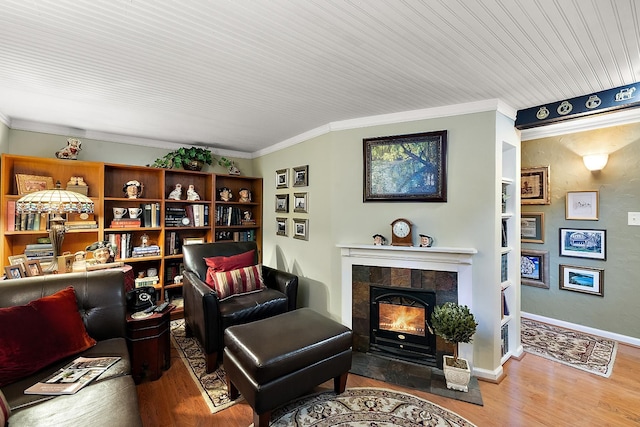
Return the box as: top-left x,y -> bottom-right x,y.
0,270 -> 143,427
182,241 -> 298,372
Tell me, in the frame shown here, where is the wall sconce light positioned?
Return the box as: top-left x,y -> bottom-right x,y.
583,154 -> 609,171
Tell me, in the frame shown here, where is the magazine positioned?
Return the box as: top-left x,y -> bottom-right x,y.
24,356 -> 121,395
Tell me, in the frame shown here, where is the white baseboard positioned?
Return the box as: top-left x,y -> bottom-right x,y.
521,312 -> 640,347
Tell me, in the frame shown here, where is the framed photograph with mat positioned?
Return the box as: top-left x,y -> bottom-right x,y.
559,228 -> 606,260
559,264 -> 604,297
5,264 -> 24,279
363,130 -> 447,202
521,249 -> 550,288
276,217 -> 288,236
521,166 -> 550,205
521,212 -> 544,243
566,190 -> 598,220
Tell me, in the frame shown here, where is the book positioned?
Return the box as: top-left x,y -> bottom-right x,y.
24,356 -> 120,395
6,200 -> 16,231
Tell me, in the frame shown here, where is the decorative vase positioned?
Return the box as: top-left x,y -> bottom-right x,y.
184,160 -> 203,171
442,355 -> 471,392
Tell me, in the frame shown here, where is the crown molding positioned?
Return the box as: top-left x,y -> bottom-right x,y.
255,99 -> 515,157
0,112 -> 10,127
521,107 -> 640,141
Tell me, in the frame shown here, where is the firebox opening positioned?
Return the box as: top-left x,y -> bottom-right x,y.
370,285 -> 437,366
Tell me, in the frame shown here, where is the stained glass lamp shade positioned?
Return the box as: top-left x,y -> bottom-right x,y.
16,182 -> 94,272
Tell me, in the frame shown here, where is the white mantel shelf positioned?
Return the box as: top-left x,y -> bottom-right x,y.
337,244 -> 477,265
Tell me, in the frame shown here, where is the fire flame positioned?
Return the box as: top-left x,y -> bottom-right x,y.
379,303 -> 425,336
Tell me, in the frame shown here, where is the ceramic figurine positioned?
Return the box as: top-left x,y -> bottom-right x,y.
123,180 -> 143,199
219,187 -> 232,201
373,234 -> 386,246
55,138 -> 82,160
419,234 -> 434,247
168,183 -> 182,200
186,184 -> 200,201
238,188 -> 251,203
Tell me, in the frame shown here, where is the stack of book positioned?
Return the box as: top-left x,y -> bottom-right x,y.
110,218 -> 141,228
25,243 -> 54,265
131,245 -> 161,258
65,220 -> 98,230
134,275 -> 159,288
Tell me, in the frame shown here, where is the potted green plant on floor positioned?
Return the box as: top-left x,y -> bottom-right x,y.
431,301 -> 478,392
149,146 -> 214,170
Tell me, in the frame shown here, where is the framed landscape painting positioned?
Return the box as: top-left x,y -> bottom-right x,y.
363,131 -> 447,202
559,264 -> 604,297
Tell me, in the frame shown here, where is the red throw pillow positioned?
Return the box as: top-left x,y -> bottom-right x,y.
204,249 -> 255,287
0,287 -> 96,387
206,264 -> 265,300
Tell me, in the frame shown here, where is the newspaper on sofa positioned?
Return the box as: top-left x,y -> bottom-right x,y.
24,356 -> 120,395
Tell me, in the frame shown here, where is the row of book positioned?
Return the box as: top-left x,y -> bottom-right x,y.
215,206 -> 250,226
501,324 -> 509,357
215,230 -> 256,242
165,204 -> 209,227
6,201 -> 100,231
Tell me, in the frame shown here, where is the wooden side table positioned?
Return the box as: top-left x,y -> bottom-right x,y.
126,305 -> 173,384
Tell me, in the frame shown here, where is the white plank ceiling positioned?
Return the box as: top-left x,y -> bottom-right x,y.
0,0 -> 639,154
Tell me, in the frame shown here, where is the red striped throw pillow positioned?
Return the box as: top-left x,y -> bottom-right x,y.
207,264 -> 265,300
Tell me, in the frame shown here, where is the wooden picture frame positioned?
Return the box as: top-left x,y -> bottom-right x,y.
8,254 -> 28,266
559,228 -> 606,260
293,192 -> 308,213
559,264 -> 604,297
24,259 -> 43,277
16,174 -> 55,195
364,130 -> 447,202
276,169 -> 289,189
521,166 -> 550,205
183,237 -> 205,246
276,217 -> 288,236
521,249 -> 550,289
5,264 -> 24,279
293,218 -> 309,240
566,190 -> 599,220
293,165 -> 309,187
275,194 -> 289,213
521,212 -> 545,243
57,254 -> 75,273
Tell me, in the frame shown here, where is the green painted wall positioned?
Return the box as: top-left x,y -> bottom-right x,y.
253,110 -> 506,372
522,121 -> 640,339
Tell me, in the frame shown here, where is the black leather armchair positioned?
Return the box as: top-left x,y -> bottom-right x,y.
182,241 -> 298,372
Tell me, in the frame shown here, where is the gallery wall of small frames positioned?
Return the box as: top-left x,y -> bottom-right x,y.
275,165 -> 309,240
520,166 -> 606,297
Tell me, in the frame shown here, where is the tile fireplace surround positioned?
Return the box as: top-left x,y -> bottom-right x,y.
338,244 -> 477,366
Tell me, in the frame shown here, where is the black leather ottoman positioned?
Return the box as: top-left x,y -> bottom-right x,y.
223,308 -> 353,427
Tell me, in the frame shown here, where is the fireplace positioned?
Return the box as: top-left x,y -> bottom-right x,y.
370,285 -> 436,366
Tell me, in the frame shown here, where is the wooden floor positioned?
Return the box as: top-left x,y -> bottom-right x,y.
136,343 -> 640,427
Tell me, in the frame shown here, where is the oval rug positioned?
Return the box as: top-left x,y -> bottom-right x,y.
265,387 -> 476,427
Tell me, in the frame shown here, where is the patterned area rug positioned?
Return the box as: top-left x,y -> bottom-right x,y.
521,318 -> 618,378
170,319 -> 240,413
263,387 -> 476,427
